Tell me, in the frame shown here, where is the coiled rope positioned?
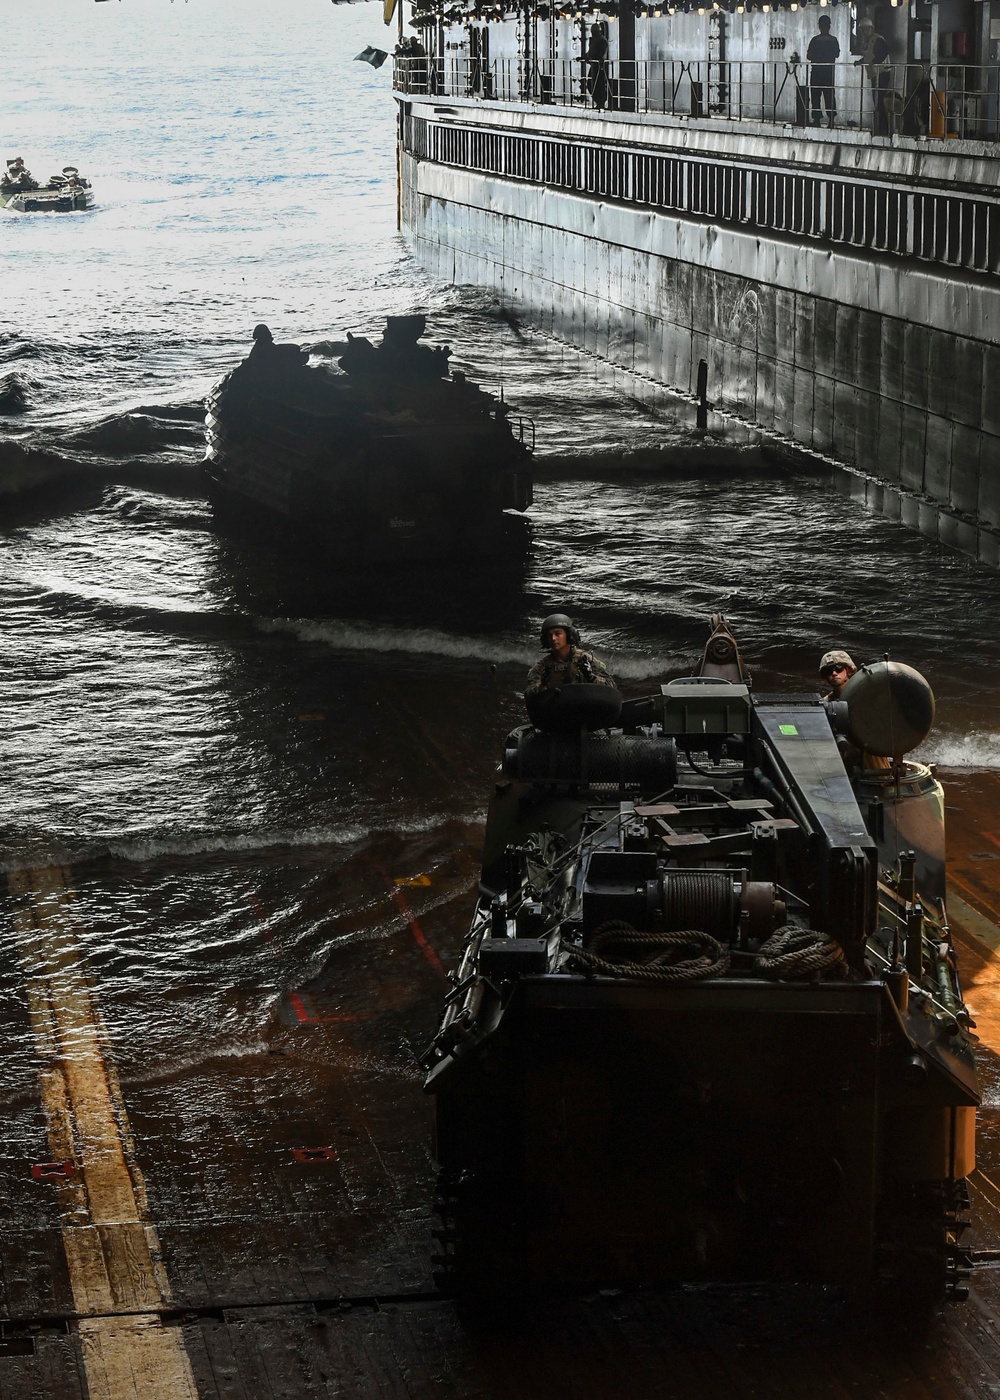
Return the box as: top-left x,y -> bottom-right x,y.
753,928 -> 848,980
562,922 -> 847,982
564,920 -> 731,982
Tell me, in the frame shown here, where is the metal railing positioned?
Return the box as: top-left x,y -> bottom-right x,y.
395,56 -> 1000,142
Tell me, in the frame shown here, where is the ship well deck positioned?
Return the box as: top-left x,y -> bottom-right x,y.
0,768 -> 1000,1396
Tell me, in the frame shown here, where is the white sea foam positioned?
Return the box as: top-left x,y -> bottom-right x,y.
919,731 -> 1000,772
0,813 -> 471,874
257,615 -> 679,682
120,1036 -> 275,1087
256,616 -> 534,666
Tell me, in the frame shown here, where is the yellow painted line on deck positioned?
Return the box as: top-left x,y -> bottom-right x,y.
951,890 -> 1000,955
8,866 -> 197,1400
951,870 -> 1000,928
949,890 -> 1000,1057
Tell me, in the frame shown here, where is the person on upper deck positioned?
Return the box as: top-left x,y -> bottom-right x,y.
852,17 -> 891,136
582,24 -> 610,111
807,16 -> 840,129
408,35 -> 429,94
525,613 -> 617,697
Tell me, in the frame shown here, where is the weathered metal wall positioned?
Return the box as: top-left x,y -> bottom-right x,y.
399,102 -> 1000,565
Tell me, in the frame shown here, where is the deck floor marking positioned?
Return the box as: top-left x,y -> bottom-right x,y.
7,866 -> 197,1400
288,989 -> 362,1024
951,891 -> 1000,955
379,871 -> 446,977
947,892 -> 1000,1055
950,872 -> 1000,929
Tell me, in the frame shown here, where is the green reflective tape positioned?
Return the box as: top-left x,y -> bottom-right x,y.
779,724 -> 798,736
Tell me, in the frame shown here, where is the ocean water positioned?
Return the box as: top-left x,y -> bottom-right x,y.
2,0 -> 999,1073
1,0 -> 717,470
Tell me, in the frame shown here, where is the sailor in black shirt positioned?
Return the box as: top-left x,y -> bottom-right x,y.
807,16 -> 841,128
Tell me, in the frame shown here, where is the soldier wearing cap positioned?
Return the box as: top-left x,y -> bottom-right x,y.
819,649 -> 856,699
525,613 -> 616,697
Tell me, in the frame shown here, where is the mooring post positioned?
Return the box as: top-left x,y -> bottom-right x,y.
696,358 -> 709,432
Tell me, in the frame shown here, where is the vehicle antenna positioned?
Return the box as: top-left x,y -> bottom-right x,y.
885,649 -> 901,872
499,314 -> 507,402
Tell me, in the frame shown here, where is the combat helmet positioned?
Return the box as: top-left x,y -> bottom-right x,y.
539,613 -> 580,648
819,649 -> 856,676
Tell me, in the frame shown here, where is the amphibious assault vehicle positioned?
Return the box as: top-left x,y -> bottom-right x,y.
203,315 -> 532,562
0,158 -> 93,212
423,617 -> 979,1310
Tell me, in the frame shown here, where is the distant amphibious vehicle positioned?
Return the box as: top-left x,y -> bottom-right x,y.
0,157 -> 94,212
203,316 -> 533,562
424,616 -> 979,1310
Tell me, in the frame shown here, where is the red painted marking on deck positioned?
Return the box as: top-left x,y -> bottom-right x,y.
31,1161 -> 75,1182
292,1146 -> 338,1164
388,880 -> 446,977
289,990 -> 313,1023
981,831 -> 1000,855
288,990 -> 363,1024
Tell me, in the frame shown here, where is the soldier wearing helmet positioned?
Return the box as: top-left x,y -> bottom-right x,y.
818,648 -> 856,699
246,323 -> 307,371
525,613 -> 616,698
819,648 -> 891,770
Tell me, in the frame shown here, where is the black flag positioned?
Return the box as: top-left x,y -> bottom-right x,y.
355,46 -> 389,68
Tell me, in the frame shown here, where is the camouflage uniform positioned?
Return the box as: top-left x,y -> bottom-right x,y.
525,646 -> 616,696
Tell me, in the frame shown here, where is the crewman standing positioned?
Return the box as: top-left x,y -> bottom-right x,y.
807,15 -> 840,128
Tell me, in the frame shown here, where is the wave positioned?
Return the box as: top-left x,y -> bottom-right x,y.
26,571 -> 223,633
612,652 -> 689,680
132,402 -> 206,423
0,813 -> 474,875
120,1037 -> 276,1089
259,616 -> 685,683
257,615 -> 536,666
0,371 -> 33,414
923,731 -> 1000,771
57,407 -> 204,457
0,438 -> 95,499
0,336 -> 42,363
538,439 -> 770,476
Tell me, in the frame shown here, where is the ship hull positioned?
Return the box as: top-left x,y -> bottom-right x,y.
398,99 -> 1000,569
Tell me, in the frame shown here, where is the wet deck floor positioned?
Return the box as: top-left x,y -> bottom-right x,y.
3,773 -> 1000,1399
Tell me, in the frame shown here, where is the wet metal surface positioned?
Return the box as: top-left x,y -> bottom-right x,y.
5,834 -> 1000,1399
2,823 -> 1000,1400
398,101 -> 1000,566
3,471 -> 1000,1394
